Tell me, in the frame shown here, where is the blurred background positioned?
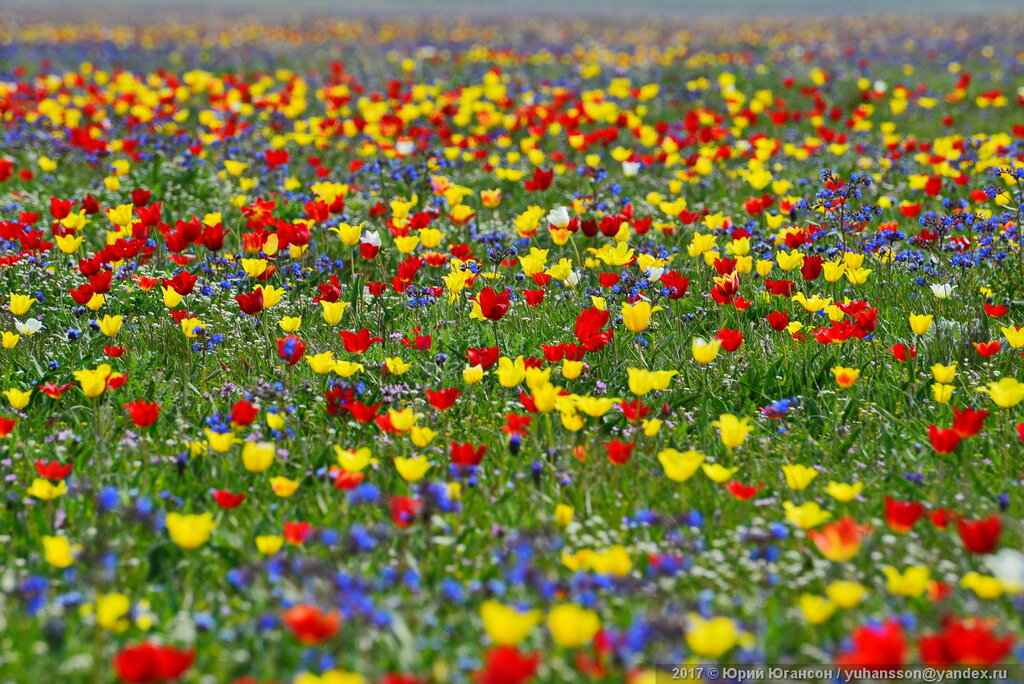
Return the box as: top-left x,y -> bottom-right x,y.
4,0 -> 1021,15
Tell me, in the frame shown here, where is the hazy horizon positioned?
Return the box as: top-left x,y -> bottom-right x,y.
3,0 -> 1021,16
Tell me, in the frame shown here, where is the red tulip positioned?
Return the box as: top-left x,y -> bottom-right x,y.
234,289 -> 264,315
475,646 -> 540,684
836,620 -> 906,668
282,605 -> 341,644
113,642 -> 194,683
478,287 -> 511,322
889,343 -> 916,362
523,289 -> 545,306
426,388 -> 461,411
951,406 -> 989,438
162,271 -> 198,296
983,303 -> 1009,317
765,311 -> 789,331
973,340 -> 1001,357
339,328 -> 383,354
884,496 -> 924,533
467,346 -> 500,369
617,399 -> 652,422
123,400 -> 161,428
276,335 -> 306,365
604,440 -> 634,465
928,508 -> 956,529
725,481 -> 764,500
928,424 -> 960,454
284,521 -> 314,545
333,470 -> 364,490
523,167 -> 553,192
231,400 -> 258,427
919,617 -> 1014,665
716,328 -> 744,352
212,490 -> 245,509
450,441 -> 487,466
957,514 -> 1001,554
35,460 -> 73,480
389,496 -> 421,528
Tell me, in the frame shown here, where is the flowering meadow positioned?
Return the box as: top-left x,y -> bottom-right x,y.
0,10 -> 1022,684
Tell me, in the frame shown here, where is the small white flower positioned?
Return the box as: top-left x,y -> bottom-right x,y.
546,206 -> 570,229
930,283 -> 954,299
395,140 -> 414,156
622,161 -> 640,177
15,318 -> 42,336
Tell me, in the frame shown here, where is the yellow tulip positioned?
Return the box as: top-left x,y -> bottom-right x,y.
205,429 -> 238,453
42,535 -> 80,568
165,512 -> 216,550
930,363 -> 956,384
978,377 -> 1024,408
74,366 -> 113,398
824,481 -> 864,502
496,356 -> 527,387
96,593 -> 131,631
320,300 -> 349,325
162,286 -> 183,308
621,301 -> 661,333
711,413 -> 751,448
657,449 -> 705,482
480,600 -> 541,646
97,314 -> 123,337
783,501 -> 832,529
691,338 -> 721,364
547,604 -> 601,648
385,357 -> 411,375
831,366 -> 860,388
781,464 -> 819,490
270,476 -> 299,497
27,478 -> 67,501
701,463 -> 739,483
3,388 -> 30,410
826,580 -> 868,608
55,233 -> 84,253
561,359 -> 584,380
334,446 -> 372,472
909,313 -> 934,335
932,383 -> 954,403
960,572 -> 1005,600
255,535 -> 284,555
306,351 -> 337,375
394,456 -> 430,482
554,504 -> 574,527
8,293 -> 35,316
686,614 -> 740,658
242,441 -> 275,472
410,426 -> 437,447
1001,326 -> 1024,349
798,594 -> 835,624
882,565 -> 931,597
463,365 -> 485,385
